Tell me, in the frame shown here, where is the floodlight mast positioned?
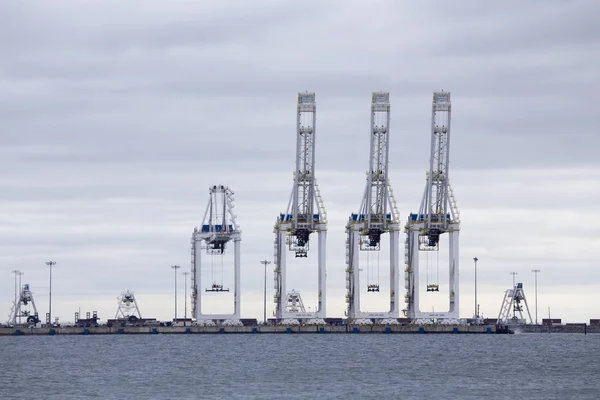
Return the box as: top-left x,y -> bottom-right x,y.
191,185 -> 241,322
405,91 -> 461,321
345,92 -> 401,322
273,92 -> 327,321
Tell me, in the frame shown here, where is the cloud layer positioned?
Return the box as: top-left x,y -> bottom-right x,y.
1,0 -> 598,323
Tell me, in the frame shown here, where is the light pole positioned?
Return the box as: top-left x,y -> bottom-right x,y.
183,272 -> 189,326
18,271 -> 24,325
171,265 -> 181,321
260,260 -> 271,325
532,269 -> 541,324
11,270 -> 19,326
509,272 -> 518,318
46,261 -> 56,325
510,272 -> 517,288
473,257 -> 478,318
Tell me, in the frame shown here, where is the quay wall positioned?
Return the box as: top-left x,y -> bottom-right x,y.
4,324 -> 597,336
516,324 -> 600,334
0,324 -> 506,336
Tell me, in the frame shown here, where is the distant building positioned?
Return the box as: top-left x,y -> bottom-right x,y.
106,316 -> 158,327
542,318 -> 562,326
172,318 -> 193,327
75,311 -> 99,327
325,318 -> 345,326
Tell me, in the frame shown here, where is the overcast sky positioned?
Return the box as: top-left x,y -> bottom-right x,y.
1,0 -> 598,324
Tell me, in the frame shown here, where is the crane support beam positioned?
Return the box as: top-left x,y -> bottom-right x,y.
404,91 -> 461,322
345,92 -> 401,323
191,185 -> 241,322
274,92 -> 327,321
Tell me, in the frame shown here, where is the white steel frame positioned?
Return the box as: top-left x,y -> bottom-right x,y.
191,185 -> 241,321
346,92 -> 401,321
13,284 -> 40,326
285,289 -> 307,314
405,91 -> 461,321
497,282 -> 534,325
273,92 -> 327,320
115,290 -> 142,319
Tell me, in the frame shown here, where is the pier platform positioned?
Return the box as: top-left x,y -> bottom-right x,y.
0,324 -> 510,336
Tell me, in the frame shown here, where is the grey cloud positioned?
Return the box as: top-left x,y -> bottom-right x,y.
431,0 -> 600,57
1,0 -> 599,322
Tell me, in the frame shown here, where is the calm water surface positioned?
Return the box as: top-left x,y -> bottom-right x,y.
1,333 -> 598,399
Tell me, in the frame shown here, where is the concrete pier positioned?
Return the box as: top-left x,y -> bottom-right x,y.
0,324 -> 511,336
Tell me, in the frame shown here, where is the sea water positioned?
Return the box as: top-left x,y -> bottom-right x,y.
1,333 -> 598,399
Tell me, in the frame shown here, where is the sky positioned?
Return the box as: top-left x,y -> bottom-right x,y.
1,0 -> 599,324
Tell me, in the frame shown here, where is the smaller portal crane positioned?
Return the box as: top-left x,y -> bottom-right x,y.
11,284 -> 40,326
285,289 -> 307,314
191,185 -> 241,323
115,290 -> 142,320
497,282 -> 534,325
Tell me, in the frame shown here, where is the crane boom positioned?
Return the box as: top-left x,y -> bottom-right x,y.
291,92 -> 317,247
418,91 -> 454,245
358,92 -> 395,247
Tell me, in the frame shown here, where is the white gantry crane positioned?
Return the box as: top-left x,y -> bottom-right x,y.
273,92 -> 327,322
345,92 -> 401,323
285,290 -> 307,314
191,185 -> 241,324
497,282 -> 533,325
404,91 -> 461,322
115,290 -> 142,319
10,284 -> 40,326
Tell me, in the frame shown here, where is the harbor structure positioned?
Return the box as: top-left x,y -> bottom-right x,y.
4,90 -> 582,330
9,284 -> 41,327
404,91 -> 461,322
497,282 -> 534,325
191,185 -> 242,325
273,92 -> 327,323
345,92 -> 401,324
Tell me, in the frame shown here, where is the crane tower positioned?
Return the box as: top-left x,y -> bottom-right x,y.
273,92 -> 327,322
345,92 -> 401,322
404,91 -> 461,321
191,185 -> 241,323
